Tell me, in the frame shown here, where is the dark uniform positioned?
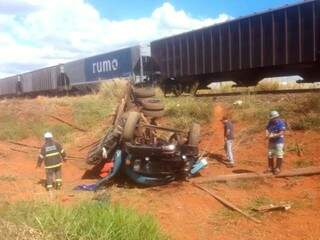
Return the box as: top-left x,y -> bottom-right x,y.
37,140 -> 66,190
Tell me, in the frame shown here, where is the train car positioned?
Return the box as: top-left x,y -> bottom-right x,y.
0,46 -> 145,97
20,65 -> 64,94
151,0 -> 320,95
0,75 -> 18,97
64,46 -> 142,90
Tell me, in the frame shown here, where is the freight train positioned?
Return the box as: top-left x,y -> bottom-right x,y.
0,46 -> 153,97
0,0 -> 319,97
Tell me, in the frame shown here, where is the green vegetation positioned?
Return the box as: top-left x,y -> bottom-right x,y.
0,201 -> 167,240
0,112 -> 29,140
0,81 -> 127,141
160,95 -> 212,129
230,93 -> 320,132
294,158 -> 314,168
0,175 -> 17,182
247,196 -> 273,210
71,95 -> 116,129
225,178 -> 265,190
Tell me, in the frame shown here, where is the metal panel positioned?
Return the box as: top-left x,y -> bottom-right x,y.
287,5 -> 300,64
30,66 -> 59,92
84,47 -> 134,82
274,9 -> 286,65
316,0 -> 320,61
150,0 -> 319,79
64,59 -> 86,85
21,72 -> 34,93
0,76 -> 17,96
301,2 -> 315,62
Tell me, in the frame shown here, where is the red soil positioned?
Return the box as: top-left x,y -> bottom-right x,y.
0,100 -> 320,240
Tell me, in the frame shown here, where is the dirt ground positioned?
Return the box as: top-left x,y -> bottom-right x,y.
0,98 -> 320,240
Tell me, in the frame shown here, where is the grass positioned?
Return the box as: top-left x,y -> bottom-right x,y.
0,175 -> 17,182
0,80 -> 127,142
0,200 -> 167,240
226,178 -> 265,190
0,112 -> 29,140
159,94 -> 212,129
71,95 -> 115,129
230,93 -> 320,132
247,196 -> 273,210
293,159 -> 314,168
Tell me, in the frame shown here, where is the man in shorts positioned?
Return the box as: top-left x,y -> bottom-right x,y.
265,111 -> 286,175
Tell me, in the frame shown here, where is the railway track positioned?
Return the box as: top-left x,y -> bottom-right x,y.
195,87 -> 320,98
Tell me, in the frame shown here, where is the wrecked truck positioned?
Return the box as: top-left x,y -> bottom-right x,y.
86,84 -> 208,188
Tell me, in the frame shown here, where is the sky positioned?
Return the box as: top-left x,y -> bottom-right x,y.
0,0 -> 300,78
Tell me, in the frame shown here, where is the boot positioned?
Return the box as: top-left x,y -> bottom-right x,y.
264,158 -> 274,173
274,158 -> 283,175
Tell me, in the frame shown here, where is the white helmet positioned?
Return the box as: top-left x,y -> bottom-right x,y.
44,132 -> 53,139
269,110 -> 280,119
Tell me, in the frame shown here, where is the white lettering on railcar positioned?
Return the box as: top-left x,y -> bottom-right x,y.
92,59 -> 119,74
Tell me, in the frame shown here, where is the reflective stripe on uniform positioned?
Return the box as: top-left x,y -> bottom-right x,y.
55,179 -> 62,182
39,154 -> 44,159
46,152 -> 60,157
45,163 -> 62,169
47,184 -> 53,188
61,149 -> 65,153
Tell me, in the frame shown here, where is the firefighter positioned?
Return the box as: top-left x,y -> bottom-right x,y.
265,111 -> 286,175
37,132 -> 66,190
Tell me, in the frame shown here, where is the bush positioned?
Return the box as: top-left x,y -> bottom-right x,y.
0,201 -> 167,240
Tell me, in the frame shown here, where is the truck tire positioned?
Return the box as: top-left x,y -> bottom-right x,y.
142,109 -> 165,118
133,88 -> 155,98
141,98 -> 165,111
123,112 -> 140,142
188,123 -> 200,146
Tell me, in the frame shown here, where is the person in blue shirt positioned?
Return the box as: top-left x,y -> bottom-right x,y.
265,110 -> 286,175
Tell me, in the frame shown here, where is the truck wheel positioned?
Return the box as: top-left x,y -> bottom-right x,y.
188,123 -> 200,146
123,112 -> 140,142
142,109 -> 165,118
133,88 -> 155,98
141,98 -> 165,111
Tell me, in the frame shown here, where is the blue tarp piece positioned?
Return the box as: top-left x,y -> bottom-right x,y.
73,184 -> 97,191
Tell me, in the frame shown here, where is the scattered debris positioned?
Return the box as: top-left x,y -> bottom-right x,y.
193,183 -> 261,224
252,203 -> 291,213
9,148 -> 29,154
195,166 -> 320,184
233,100 -> 243,106
49,115 -> 87,132
8,141 -> 40,149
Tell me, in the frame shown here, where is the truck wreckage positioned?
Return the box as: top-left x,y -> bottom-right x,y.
84,84 -> 208,189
